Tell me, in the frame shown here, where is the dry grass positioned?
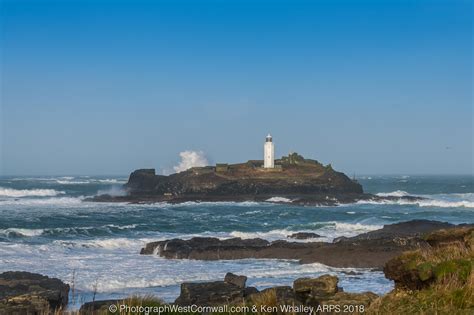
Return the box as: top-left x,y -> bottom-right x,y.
367,276 -> 473,315
418,242 -> 471,264
367,227 -> 474,315
250,289 -> 278,315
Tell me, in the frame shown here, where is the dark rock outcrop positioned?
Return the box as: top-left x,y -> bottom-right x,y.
173,273 -> 378,312
175,272 -> 256,306
141,220 -> 459,269
288,232 -> 321,239
224,272 -> 247,288
0,271 -> 69,314
294,275 -> 339,300
347,220 -> 454,241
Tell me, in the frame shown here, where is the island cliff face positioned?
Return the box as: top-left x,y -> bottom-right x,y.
118,153 -> 366,205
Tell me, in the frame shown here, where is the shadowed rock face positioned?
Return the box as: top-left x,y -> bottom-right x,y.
175,272 -> 257,306
288,232 -> 321,239
0,271 -> 69,314
174,273 -> 378,311
141,220 -> 461,269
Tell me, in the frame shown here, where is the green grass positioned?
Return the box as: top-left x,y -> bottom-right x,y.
367,227 -> 474,315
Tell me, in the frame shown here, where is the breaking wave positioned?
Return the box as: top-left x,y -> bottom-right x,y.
0,187 -> 65,197
266,197 -> 292,203
376,190 -> 410,197
358,193 -> 474,208
0,197 -> 83,206
56,180 -> 91,184
228,222 -> 382,242
0,228 -> 44,238
0,224 -> 139,239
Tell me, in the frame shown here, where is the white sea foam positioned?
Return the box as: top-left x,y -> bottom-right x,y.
346,211 -> 356,214
333,222 -> 382,233
166,201 -> 262,207
0,187 -> 65,197
0,196 -> 83,206
97,186 -> 127,197
376,190 -> 410,197
0,224 -> 139,239
172,150 -> 209,174
359,191 -> 474,208
0,228 -> 44,237
227,221 -> 382,243
357,197 -> 474,208
56,236 -> 147,249
56,180 -> 91,184
97,179 -> 127,184
266,197 -> 292,203
229,229 -> 295,241
304,221 -> 382,242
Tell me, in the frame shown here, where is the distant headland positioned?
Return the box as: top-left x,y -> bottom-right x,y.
91,135 -> 420,206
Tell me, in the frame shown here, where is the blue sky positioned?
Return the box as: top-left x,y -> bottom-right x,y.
1,0 -> 472,175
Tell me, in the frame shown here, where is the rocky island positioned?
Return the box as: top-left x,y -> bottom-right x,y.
91,152 -> 419,206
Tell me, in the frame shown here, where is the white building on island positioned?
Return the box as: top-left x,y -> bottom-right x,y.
264,134 -> 275,168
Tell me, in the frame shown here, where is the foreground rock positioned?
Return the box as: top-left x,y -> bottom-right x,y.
174,272 -> 378,313
89,153 -> 422,206
141,220 -> 460,268
175,272 -> 258,306
383,225 -> 474,290
0,271 -> 69,314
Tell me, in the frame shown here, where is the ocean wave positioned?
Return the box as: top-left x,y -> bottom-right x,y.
0,197 -> 83,206
376,190 -> 410,197
7,177 -> 126,185
228,222 -> 382,242
97,179 -> 127,184
229,229 -> 295,241
333,222 -> 383,233
448,193 -> 474,199
0,224 -> 139,239
0,228 -> 44,238
55,236 -> 147,249
357,198 -> 474,208
166,201 -> 262,207
10,176 -> 74,182
303,221 -> 382,242
266,197 -> 292,203
56,180 -> 91,184
0,187 -> 65,197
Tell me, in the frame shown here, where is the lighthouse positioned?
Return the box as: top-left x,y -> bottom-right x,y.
264,134 -> 275,168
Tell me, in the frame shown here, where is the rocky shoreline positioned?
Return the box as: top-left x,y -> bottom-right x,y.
90,192 -> 422,207
140,220 -> 458,268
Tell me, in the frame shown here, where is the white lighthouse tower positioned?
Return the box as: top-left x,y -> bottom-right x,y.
264,134 -> 275,168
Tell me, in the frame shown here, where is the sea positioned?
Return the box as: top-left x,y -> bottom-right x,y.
0,175 -> 472,309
